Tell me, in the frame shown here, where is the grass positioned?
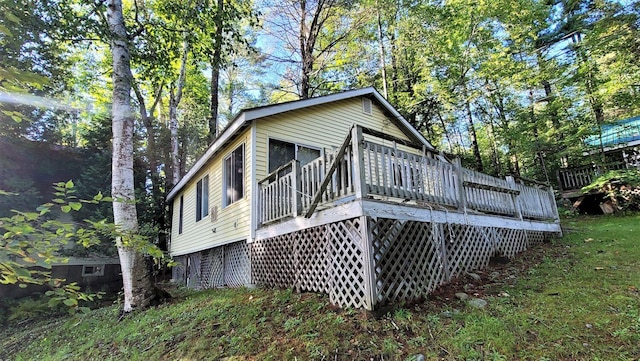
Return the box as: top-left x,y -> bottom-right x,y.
1,214 -> 639,360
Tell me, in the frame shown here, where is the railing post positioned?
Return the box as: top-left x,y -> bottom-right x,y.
506,176 -> 523,220
548,185 -> 562,233
257,182 -> 262,227
453,158 -> 466,212
292,160 -> 301,217
351,125 -> 367,200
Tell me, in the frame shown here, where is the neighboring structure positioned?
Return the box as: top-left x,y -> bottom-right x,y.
1,256 -> 122,299
557,116 -> 640,198
168,87 -> 561,310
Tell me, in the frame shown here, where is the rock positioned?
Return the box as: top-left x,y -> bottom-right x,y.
467,272 -> 481,281
455,292 -> 469,301
414,354 -> 425,361
498,291 -> 510,298
468,298 -> 488,309
440,311 -> 453,318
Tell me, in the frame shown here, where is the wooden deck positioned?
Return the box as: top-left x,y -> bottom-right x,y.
258,125 -> 560,229
252,125 -> 562,310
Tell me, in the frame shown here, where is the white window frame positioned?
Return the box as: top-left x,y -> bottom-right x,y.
196,175 -> 209,222
224,144 -> 245,207
267,138 -> 322,173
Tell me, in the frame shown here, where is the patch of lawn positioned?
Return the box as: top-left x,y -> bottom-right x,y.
1,214 -> 639,360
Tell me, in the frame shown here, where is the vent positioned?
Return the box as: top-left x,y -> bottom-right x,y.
362,97 -> 372,115
210,206 -> 218,222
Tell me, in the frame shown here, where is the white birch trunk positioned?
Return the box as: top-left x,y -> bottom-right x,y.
107,0 -> 154,312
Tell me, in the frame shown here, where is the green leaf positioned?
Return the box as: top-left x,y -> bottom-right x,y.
61,205 -> 71,213
63,298 -> 77,307
65,180 -> 74,189
18,283 -> 27,288
69,202 -> 82,211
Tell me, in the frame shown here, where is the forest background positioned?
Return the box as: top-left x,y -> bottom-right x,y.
1,0 -> 639,309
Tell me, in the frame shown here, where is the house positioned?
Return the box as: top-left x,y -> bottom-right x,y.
167,87 -> 561,310
557,116 -> 640,198
0,256 -> 122,299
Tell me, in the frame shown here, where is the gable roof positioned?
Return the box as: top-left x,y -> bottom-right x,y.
167,87 -> 434,201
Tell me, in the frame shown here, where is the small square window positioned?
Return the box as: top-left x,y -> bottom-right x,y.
82,264 -> 105,276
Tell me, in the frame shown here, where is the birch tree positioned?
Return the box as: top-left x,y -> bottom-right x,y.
106,0 -> 155,312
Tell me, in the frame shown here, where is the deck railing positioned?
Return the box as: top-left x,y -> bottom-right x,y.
258,125 -> 560,226
557,162 -> 627,191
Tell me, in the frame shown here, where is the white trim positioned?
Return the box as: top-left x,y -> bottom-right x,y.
255,199 -> 561,240
169,236 -> 249,257
250,121 -> 258,241
167,87 -> 435,201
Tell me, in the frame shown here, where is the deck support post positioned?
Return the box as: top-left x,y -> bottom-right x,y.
361,215 -> 377,311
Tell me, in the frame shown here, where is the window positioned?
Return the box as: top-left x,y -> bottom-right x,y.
82,265 -> 104,276
196,175 -> 209,221
178,195 -> 184,234
224,145 -> 244,206
268,139 -> 321,173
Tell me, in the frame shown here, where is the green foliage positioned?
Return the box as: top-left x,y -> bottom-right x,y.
0,180 -> 171,315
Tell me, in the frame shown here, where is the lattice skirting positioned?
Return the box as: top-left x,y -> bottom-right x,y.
173,241 -> 250,289
371,218 -> 553,307
252,216 -> 556,310
251,217 -> 370,309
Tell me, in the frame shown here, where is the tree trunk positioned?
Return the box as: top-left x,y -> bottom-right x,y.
208,0 -> 224,142
375,3 -> 388,99
299,0 -> 311,99
106,0 -> 154,313
463,84 -> 483,172
170,40 -> 189,186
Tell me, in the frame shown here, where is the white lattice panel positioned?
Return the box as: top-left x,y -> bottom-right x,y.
495,228 -> 528,258
370,219 -> 446,305
186,253 -> 202,289
251,218 -> 369,309
251,233 -> 296,288
224,241 -> 251,287
527,230 -> 546,245
295,226 -> 330,293
327,219 -> 368,309
200,247 -> 224,289
445,224 -> 495,278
